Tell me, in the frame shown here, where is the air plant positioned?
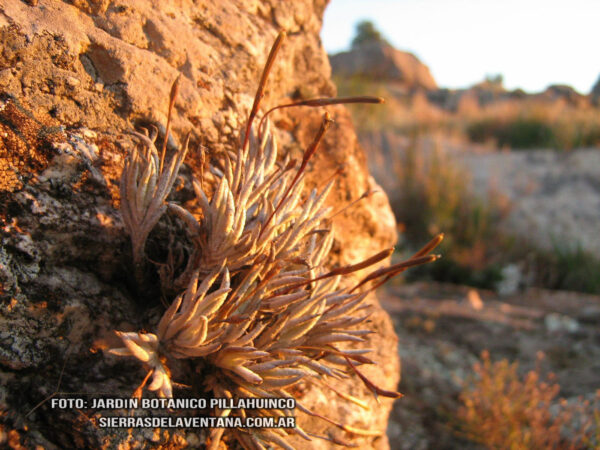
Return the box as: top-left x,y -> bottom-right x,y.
119,76 -> 188,284
112,31 -> 443,449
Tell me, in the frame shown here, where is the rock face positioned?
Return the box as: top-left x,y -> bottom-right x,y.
0,1 -> 398,448
330,41 -> 437,91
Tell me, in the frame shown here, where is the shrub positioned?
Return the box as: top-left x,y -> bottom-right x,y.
351,20 -> 390,48
527,244 -> 600,294
466,110 -> 600,150
467,116 -> 556,149
392,139 -> 510,290
457,351 -> 598,449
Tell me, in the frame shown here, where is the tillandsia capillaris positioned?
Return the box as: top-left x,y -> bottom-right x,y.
120,76 -> 188,285
113,31 -> 443,449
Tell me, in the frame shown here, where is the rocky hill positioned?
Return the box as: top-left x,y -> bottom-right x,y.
330,39 -> 593,113
330,41 -> 437,91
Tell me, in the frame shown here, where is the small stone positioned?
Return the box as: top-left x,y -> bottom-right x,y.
497,264 -> 521,296
466,289 -> 483,310
544,313 -> 580,334
81,128 -> 97,139
66,76 -> 80,87
186,433 -> 201,447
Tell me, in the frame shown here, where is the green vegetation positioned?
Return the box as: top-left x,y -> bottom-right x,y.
351,20 -> 390,48
530,244 -> 600,294
381,137 -> 600,294
467,116 -> 555,149
391,138 -> 510,290
467,115 -> 600,150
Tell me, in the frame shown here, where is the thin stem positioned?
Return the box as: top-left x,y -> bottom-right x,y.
241,31 -> 286,154
352,254 -> 441,293
412,232 -> 445,258
160,75 -> 181,173
329,189 -> 377,220
258,95 -> 383,139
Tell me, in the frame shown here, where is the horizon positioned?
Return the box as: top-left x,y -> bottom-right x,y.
321,0 -> 599,95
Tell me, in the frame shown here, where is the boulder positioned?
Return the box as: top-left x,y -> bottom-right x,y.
0,0 -> 399,448
330,41 -> 437,91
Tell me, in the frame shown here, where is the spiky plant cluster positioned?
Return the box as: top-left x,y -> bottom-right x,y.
119,77 -> 187,284
112,31 -> 442,448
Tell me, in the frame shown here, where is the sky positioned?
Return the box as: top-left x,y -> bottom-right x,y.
321,0 -> 599,94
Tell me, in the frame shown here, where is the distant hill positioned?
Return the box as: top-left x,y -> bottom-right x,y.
330,40 -> 593,112
331,36 -> 600,151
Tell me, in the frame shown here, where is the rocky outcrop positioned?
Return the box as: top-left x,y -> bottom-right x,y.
539,84 -> 587,106
330,41 -> 437,91
425,84 -> 591,113
0,1 -> 399,448
591,75 -> 600,105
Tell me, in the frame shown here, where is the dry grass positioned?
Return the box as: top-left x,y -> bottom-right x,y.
337,75 -> 600,293
334,75 -> 600,150
383,138 -> 510,290
390,141 -> 600,293
456,351 -> 599,449
466,99 -> 600,150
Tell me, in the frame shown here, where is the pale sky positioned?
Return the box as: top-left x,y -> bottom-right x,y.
321,0 -> 599,94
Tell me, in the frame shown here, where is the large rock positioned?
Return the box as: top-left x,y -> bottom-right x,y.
330,41 -> 437,91
0,0 -> 399,448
